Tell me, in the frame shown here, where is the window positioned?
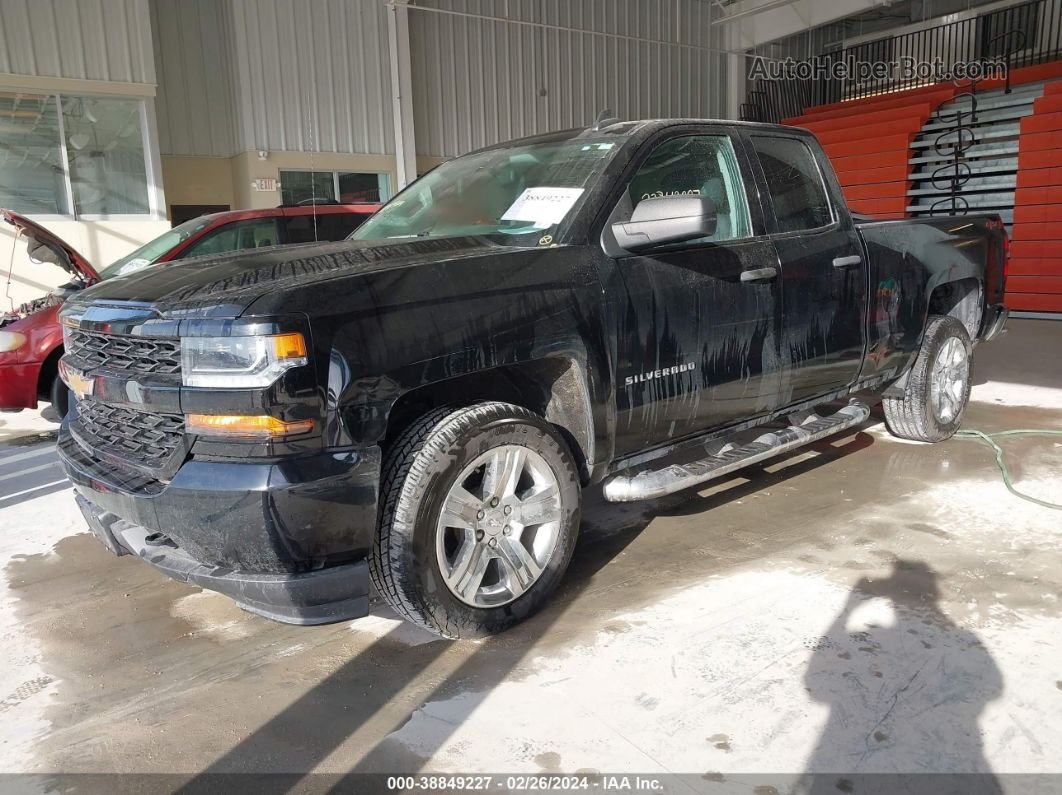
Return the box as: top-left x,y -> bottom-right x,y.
751,136 -> 833,233
63,97 -> 149,215
623,134 -> 751,243
283,212 -> 369,244
0,92 -> 69,214
98,217 -> 212,279
0,91 -> 153,217
280,170 -> 390,205
182,218 -> 280,259
352,138 -> 619,246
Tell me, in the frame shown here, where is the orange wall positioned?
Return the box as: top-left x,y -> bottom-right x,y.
784,62 -> 1062,312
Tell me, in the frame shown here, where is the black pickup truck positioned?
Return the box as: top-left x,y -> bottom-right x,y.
57,119 -> 1008,638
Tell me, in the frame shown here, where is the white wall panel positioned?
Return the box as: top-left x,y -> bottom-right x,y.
410,0 -> 725,158
0,0 -> 154,84
228,0 -> 394,155
151,0 -> 239,156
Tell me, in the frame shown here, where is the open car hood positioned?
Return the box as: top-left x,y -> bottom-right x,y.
1,209 -> 100,283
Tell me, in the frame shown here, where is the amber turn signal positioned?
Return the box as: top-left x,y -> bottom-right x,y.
186,414 -> 314,439
271,332 -> 307,360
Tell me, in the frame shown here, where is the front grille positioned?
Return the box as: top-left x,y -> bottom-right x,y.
58,432 -> 165,495
73,399 -> 185,469
66,329 -> 181,377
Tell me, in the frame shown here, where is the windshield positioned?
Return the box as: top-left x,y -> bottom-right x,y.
97,217 -> 212,280
351,137 -> 620,245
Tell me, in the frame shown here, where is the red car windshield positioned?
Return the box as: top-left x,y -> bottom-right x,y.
97,218 -> 211,280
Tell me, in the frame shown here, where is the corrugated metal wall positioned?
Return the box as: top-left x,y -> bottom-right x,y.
0,0 -> 155,85
227,0 -> 394,155
2,0 -> 727,160
151,0 -> 239,156
410,0 -> 724,158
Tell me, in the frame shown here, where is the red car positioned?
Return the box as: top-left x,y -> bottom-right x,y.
0,203 -> 379,416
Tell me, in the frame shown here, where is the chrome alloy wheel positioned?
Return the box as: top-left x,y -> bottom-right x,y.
929,337 -> 969,424
436,445 -> 564,608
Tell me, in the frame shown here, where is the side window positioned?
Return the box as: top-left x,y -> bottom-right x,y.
283,214 -> 318,244
319,213 -> 368,239
285,213 -> 367,244
625,135 -> 751,243
750,136 -> 833,233
183,219 -> 279,258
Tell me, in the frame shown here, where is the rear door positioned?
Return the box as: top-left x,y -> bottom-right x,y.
746,133 -> 866,406
603,127 -> 784,456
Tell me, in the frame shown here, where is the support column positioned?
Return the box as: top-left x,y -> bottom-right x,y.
387,0 -> 417,190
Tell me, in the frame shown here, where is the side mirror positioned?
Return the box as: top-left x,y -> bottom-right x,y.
611,195 -> 718,252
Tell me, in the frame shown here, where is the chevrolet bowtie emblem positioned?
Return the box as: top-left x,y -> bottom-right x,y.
60,361 -> 94,400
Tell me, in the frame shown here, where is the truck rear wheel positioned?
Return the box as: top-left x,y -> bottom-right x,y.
370,402 -> 581,639
883,314 -> 972,443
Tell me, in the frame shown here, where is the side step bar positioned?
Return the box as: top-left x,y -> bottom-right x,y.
601,400 -> 871,503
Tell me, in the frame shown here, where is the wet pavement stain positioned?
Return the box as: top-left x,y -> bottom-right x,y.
534,751 -> 562,771
707,733 -> 731,752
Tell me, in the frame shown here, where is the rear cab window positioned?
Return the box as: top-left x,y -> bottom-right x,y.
749,135 -> 834,233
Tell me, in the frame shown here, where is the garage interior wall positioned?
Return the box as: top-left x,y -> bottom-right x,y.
0,0 -> 170,307
158,0 -> 728,208
3,0 -> 731,304
409,0 -> 726,159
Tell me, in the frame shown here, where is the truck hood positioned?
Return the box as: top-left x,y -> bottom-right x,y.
1,209 -> 100,283
73,235 -> 517,318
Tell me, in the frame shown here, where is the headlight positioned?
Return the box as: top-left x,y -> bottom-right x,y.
0,331 -> 28,353
181,332 -> 308,388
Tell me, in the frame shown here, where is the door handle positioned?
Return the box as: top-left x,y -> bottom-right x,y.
740,267 -> 778,282
832,255 -> 863,268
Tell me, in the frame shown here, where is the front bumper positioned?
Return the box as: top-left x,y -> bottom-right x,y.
59,424 -> 382,625
77,495 -> 370,625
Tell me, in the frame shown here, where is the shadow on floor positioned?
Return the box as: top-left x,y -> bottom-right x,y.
795,559 -> 1002,795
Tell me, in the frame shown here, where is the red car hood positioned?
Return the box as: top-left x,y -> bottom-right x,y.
1,209 -> 100,283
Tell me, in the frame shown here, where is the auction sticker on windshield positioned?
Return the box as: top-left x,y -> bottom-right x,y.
502,187 -> 584,227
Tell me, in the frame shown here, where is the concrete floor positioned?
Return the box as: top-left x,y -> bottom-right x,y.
0,320 -> 1060,791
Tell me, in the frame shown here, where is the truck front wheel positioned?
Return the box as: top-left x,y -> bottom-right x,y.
370,402 -> 581,639
883,314 -> 973,443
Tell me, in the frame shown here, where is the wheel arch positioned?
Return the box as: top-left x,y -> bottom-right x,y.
383,357 -> 597,484
36,344 -> 64,403
927,276 -> 983,339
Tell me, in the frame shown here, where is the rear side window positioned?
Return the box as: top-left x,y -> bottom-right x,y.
751,136 -> 833,233
285,213 -> 368,243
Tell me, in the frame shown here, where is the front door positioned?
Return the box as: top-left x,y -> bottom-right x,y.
603,130 -> 784,456
747,133 -> 867,406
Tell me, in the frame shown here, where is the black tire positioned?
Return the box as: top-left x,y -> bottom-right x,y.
49,374 -> 70,419
370,402 -> 581,639
883,315 -> 972,443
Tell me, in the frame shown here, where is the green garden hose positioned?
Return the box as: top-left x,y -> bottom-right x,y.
954,429 -> 1062,511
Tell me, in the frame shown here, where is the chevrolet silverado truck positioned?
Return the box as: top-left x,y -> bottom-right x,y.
57,119 -> 1009,639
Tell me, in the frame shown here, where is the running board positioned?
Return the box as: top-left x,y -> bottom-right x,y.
601,401 -> 871,502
